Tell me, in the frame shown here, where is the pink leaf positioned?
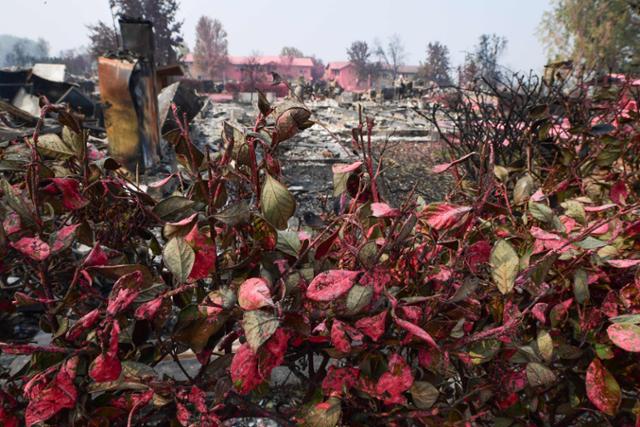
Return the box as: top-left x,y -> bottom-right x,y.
66,309 -> 101,341
238,278 -> 273,310
606,259 -> 640,268
322,366 -> 360,396
25,357 -> 78,427
185,224 -> 216,280
50,224 -> 80,253
306,270 -> 360,302
607,323 -> 640,352
3,212 -> 21,235
610,181 -> 628,206
422,204 -> 472,231
465,240 -> 491,273
431,152 -> 476,174
89,321 -> 121,382
230,343 -> 262,394
393,316 -> 439,349
375,353 -> 414,404
148,174 -> 175,188
258,328 -> 290,377
586,358 -> 621,416
371,202 -> 400,218
10,236 -> 50,261
83,243 -> 108,267
331,319 -> 352,353
332,161 -> 363,174
44,178 -> 88,210
134,297 -> 164,320
355,311 -> 387,342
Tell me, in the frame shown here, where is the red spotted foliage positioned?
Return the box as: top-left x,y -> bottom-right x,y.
2,74 -> 640,427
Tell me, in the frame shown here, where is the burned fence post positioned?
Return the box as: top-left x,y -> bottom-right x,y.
97,18 -> 161,173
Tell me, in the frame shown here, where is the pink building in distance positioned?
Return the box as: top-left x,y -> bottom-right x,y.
184,54 -> 314,82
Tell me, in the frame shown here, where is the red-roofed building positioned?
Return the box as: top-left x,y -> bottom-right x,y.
183,54 -> 314,83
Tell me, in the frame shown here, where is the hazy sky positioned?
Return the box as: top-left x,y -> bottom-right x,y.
1,0 -> 552,72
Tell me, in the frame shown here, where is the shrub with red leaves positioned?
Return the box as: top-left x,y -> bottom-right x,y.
2,76 -> 640,426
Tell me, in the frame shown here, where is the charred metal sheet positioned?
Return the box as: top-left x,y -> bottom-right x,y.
31,74 -> 73,103
98,56 -> 160,172
158,81 -> 205,133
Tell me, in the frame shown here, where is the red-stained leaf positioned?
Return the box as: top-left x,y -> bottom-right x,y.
465,240 -> 491,273
107,274 -> 142,316
586,358 -> 621,416
166,213 -> 198,227
606,259 -> 640,268
333,161 -> 363,174
550,298 -> 573,327
355,311 -> 387,342
322,366 -> 360,396
422,204 -> 472,231
314,229 -> 339,260
134,297 -> 164,320
375,353 -> 414,404
3,212 -> 21,235
610,181 -> 628,206
148,173 -> 175,188
66,308 -> 101,341
306,270 -> 360,302
238,278 -> 273,310
258,328 -> 290,377
371,202 -> 400,218
532,303 -> 548,324
50,223 -> 80,253
10,236 -> 50,261
607,323 -> 640,352
185,224 -> 216,280
431,152 -> 476,174
44,178 -> 88,210
83,243 -> 108,267
331,319 -> 352,353
90,321 -> 121,382
25,356 -> 78,427
230,343 -> 262,394
393,316 -> 439,350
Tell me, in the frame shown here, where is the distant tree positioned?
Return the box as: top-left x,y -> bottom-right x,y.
347,40 -> 374,80
87,21 -> 119,57
539,0 -> 640,72
243,51 -> 265,92
5,41 -> 29,67
310,56 -> 325,81
280,46 -> 304,58
419,41 -> 452,86
193,16 -> 228,81
35,38 -> 50,59
375,34 -> 406,83
57,48 -> 93,76
105,0 -> 184,65
460,34 -> 507,87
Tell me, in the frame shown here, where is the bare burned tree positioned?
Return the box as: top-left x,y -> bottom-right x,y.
375,34 -> 406,84
347,40 -> 374,80
280,46 -> 304,58
87,21 -> 119,58
193,16 -> 228,81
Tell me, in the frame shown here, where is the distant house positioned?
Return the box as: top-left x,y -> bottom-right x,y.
324,62 -> 420,92
324,61 -> 370,92
183,54 -> 314,83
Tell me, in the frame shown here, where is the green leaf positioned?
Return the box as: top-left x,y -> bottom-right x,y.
303,397 -> 341,427
561,200 -> 586,224
261,174 -> 296,230
212,201 -> 250,226
1,179 -> 36,227
345,285 -> 373,315
573,269 -> 589,304
490,239 -> 519,294
537,330 -> 553,362
493,165 -> 509,182
410,381 -> 439,409
610,314 -> 640,325
276,230 -> 301,257
357,241 -> 378,269
528,200 -> 554,223
243,310 -> 279,351
575,236 -> 607,250
33,133 -> 77,159
513,174 -> 534,205
469,339 -> 501,364
163,237 -> 195,283
526,362 -> 556,387
153,196 -> 195,222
